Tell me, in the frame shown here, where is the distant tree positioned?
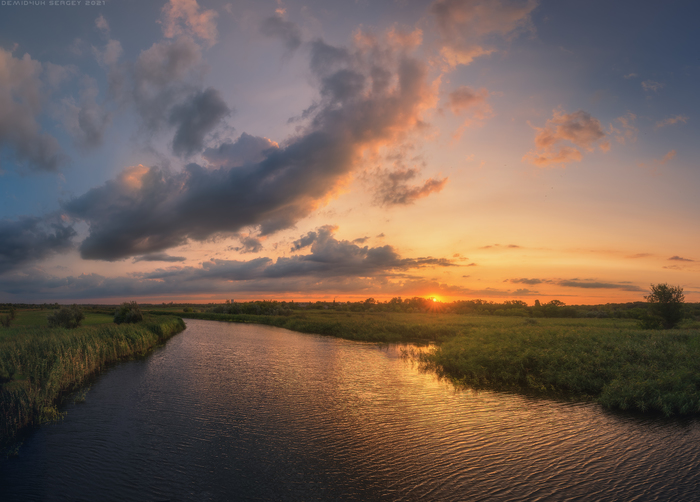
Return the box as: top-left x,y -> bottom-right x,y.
641,283 -> 685,329
114,301 -> 143,324
48,305 -> 85,329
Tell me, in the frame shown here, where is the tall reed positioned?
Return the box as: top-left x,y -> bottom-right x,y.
0,316 -> 185,448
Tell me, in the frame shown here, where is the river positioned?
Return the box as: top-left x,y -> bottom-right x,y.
2,319 -> 699,501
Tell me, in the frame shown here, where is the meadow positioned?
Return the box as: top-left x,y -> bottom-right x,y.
0,309 -> 185,449
149,308 -> 700,416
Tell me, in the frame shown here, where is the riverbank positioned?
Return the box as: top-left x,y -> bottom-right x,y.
150,310 -> 700,416
0,316 -> 185,449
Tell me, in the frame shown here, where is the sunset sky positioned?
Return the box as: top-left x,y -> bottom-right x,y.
1,0 -> 699,304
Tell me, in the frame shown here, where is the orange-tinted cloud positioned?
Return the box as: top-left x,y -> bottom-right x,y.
523,108 -> 608,168
448,85 -> 493,133
431,0 -> 538,68
160,0 -> 218,47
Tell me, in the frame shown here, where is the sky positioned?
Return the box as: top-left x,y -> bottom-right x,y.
0,0 -> 699,305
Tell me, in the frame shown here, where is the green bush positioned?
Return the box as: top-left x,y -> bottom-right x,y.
114,301 -> 143,324
641,283 -> 685,329
47,305 -> 85,329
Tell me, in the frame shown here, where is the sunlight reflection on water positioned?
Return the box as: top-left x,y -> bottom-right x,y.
2,318 -> 700,501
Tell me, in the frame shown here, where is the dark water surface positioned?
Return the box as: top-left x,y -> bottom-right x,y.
2,319 -> 700,501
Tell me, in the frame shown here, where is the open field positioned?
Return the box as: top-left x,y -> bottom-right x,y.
0,314 -> 185,448
148,309 -> 700,416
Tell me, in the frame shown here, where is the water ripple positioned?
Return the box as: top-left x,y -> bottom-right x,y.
2,319 -> 700,501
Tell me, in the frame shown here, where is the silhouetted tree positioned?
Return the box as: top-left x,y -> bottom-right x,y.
641,283 -> 685,329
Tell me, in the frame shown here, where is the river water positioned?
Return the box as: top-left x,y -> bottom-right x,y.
2,319 -> 700,501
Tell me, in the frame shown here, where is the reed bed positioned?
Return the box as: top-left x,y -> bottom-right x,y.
0,316 -> 185,448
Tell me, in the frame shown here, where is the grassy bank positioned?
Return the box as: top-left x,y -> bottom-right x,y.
153,310 -> 700,416
0,316 -> 185,448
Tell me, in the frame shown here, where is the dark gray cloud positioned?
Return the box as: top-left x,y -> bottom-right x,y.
133,253 -> 186,263
373,168 -> 447,206
103,35 -> 227,156
290,227 -> 327,252
0,217 -> 76,274
0,228 -> 460,301
557,280 -> 643,292
232,235 -> 264,254
0,47 -> 66,171
510,278 -> 542,285
260,13 -> 302,52
170,87 -> 231,156
202,133 -> 278,168
669,255 -> 694,262
66,34 -> 437,261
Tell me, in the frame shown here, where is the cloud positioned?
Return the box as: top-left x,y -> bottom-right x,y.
655,115 -> 689,129
95,14 -> 110,36
202,133 -> 279,168
641,80 -> 664,92
0,47 -> 66,171
160,0 -> 218,47
523,108 -> 608,167
480,243 -> 520,250
131,36 -> 204,132
660,150 -> 676,164
260,12 -> 302,52
170,87 -> 231,156
556,280 -> 643,292
59,76 -> 112,149
637,149 -> 677,173
65,30 -> 439,261
93,39 -> 123,68
373,167 -> 447,205
431,0 -> 538,68
510,278 -> 542,285
133,253 -> 186,262
0,227 -> 460,301
0,217 -> 76,274
232,235 -> 264,254
101,35 -> 229,156
669,255 -> 694,262
291,227 -> 326,251
610,112 -> 637,144
448,85 -> 493,133
623,73 -> 638,79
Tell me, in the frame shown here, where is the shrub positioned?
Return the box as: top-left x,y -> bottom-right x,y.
47,305 -> 85,329
114,301 -> 143,324
640,283 -> 685,329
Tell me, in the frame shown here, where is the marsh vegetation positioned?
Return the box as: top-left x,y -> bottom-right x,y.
0,308 -> 185,448
150,296 -> 700,416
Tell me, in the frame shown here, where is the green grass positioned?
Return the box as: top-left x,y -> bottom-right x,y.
0,315 -> 185,448
150,309 -> 700,416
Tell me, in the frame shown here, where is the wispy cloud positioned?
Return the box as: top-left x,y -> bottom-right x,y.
655,115 -> 689,129
133,253 -> 186,263
642,80 -> 664,92
431,0 -> 538,68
